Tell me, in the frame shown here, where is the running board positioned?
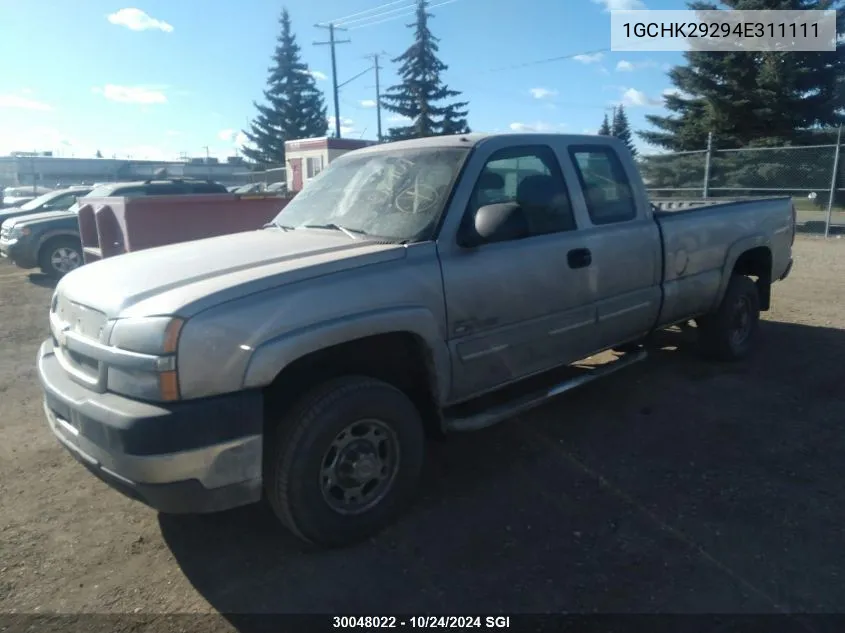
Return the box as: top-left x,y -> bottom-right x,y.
444,349 -> 648,432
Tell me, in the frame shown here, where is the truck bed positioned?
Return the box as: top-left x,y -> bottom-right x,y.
654,196 -> 795,326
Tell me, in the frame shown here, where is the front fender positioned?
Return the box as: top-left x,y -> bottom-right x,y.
36,229 -> 80,252
242,306 -> 451,403
710,233 -> 770,312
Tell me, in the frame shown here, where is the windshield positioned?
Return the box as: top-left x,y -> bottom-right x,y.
271,147 -> 468,242
19,190 -> 64,211
85,184 -> 118,198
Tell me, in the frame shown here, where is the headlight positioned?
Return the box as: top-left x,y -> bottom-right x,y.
108,316 -> 184,402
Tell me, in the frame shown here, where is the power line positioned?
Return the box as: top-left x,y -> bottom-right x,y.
483,48 -> 611,73
324,0 -> 412,26
314,23 -> 351,138
346,0 -> 463,31
337,2 -> 417,28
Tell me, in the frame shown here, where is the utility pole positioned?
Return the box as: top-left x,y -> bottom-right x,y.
202,145 -> 211,180
366,53 -> 384,142
315,23 -> 350,138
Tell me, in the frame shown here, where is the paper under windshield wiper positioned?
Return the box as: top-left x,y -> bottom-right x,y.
301,223 -> 363,240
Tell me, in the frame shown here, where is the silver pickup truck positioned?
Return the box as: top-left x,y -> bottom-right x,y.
37,133 -> 795,548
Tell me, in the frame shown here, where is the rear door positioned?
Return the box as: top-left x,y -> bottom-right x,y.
566,144 -> 662,348
438,140 -> 601,402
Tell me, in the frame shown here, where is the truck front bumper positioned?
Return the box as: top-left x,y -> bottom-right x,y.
779,258 -> 793,281
37,339 -> 265,514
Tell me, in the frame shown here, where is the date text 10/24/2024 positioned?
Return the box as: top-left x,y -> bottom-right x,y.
333,616 -> 511,629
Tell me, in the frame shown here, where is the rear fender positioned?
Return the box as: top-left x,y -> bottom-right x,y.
710,234 -> 770,312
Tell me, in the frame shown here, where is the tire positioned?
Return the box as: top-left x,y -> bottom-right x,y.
265,376 -> 425,548
39,237 -> 83,279
697,274 -> 760,361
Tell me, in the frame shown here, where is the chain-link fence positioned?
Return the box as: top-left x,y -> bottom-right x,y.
640,129 -> 845,237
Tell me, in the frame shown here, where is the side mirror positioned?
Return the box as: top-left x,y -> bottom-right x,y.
459,202 -> 529,248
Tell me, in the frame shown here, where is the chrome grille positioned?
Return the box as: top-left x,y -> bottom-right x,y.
52,293 -> 108,382
0,225 -> 9,240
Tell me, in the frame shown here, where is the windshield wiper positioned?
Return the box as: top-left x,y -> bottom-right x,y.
301,223 -> 363,240
264,222 -> 295,231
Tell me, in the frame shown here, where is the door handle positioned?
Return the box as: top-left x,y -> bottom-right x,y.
567,248 -> 592,269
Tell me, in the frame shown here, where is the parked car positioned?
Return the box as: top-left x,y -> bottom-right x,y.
0,186 -> 92,227
0,178 -> 227,279
37,133 -> 795,548
2,186 -> 53,208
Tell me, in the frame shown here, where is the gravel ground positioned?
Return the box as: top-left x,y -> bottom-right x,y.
1,236 -> 844,630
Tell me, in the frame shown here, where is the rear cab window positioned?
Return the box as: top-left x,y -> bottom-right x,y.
568,145 -> 637,225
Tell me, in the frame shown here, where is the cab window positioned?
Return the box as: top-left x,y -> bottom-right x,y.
466,145 -> 576,238
569,146 -> 637,225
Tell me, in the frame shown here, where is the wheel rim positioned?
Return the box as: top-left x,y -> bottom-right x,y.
320,418 -> 400,515
730,295 -> 753,347
50,247 -> 81,274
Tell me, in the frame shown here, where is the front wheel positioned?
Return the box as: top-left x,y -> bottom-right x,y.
39,237 -> 83,279
697,274 -> 760,361
265,376 -> 425,548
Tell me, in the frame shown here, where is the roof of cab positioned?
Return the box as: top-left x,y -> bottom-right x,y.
349,132 -> 620,155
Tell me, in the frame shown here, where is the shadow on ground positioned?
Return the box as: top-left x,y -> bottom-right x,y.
159,320 -> 845,627
27,272 -> 57,289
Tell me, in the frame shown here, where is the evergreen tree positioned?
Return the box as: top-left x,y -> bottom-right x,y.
95,150 -> 103,158
612,105 -> 636,156
598,113 -> 612,135
640,0 -> 844,151
380,0 -> 470,140
241,8 -> 327,165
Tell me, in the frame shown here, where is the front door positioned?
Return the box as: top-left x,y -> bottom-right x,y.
438,142 -> 600,402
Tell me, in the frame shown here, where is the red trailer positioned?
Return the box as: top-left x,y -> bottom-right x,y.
78,192 -> 294,263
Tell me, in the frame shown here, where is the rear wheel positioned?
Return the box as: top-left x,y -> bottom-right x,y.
697,274 -> 760,361
264,376 -> 425,548
39,237 -> 83,279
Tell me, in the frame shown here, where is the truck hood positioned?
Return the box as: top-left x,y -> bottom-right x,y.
2,209 -> 73,227
58,228 -> 406,319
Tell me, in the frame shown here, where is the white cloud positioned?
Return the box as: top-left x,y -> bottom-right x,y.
574,53 -> 604,64
0,94 -> 53,111
360,99 -> 377,108
619,87 -> 662,107
165,130 -> 182,137
107,8 -> 173,33
582,128 -> 597,134
296,69 -> 328,81
509,121 -> 567,133
529,87 -> 557,100
93,84 -> 167,105
592,0 -> 646,11
388,114 -> 413,124
616,59 -> 658,72
235,132 -> 249,147
328,116 -> 356,135
218,129 -> 235,142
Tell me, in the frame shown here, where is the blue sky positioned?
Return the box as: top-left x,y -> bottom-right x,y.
0,0 -> 690,161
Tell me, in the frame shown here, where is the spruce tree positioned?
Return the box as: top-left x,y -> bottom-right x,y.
612,105 -> 637,156
380,0 -> 470,140
598,114 -> 612,136
241,8 -> 327,165
640,0 -> 844,151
